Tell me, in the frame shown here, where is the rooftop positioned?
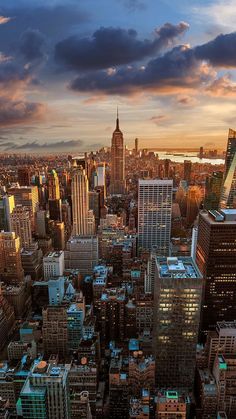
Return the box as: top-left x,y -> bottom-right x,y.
156,256 -> 202,279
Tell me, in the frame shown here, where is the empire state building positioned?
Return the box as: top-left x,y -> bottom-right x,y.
110,110 -> 126,195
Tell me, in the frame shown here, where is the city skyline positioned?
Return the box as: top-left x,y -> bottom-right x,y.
0,0 -> 236,152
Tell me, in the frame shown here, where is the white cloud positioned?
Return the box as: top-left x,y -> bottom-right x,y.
193,0 -> 236,32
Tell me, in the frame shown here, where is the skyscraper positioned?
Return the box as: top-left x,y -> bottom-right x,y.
10,205 -> 32,249
204,171 -> 223,210
153,256 -> 203,389
0,232 -> 24,284
48,169 -> 60,200
196,209 -> 236,331
71,166 -> 94,235
0,194 -> 15,231
110,110 -> 126,195
138,179 -> 173,254
183,160 -> 192,184
220,128 -> 236,208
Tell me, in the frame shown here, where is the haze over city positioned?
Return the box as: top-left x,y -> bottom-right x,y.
0,0 -> 236,151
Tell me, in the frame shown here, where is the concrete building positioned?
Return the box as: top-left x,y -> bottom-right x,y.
11,205 -> 32,249
196,209 -> 236,331
138,179 -> 172,254
220,128 -> 236,208
71,166 -> 94,235
42,306 -> 68,356
8,185 -> 39,231
153,256 -> 203,389
43,251 -> 65,280
65,236 -> 98,275
20,360 -> 70,419
0,194 -> 15,231
128,353 -> 155,396
0,232 -> 24,284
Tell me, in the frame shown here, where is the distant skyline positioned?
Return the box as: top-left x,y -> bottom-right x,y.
0,0 -> 236,152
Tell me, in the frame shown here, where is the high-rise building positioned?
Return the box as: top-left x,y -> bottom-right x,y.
48,170 -> 60,200
10,205 -> 32,249
8,185 -> 39,231
65,235 -> 98,275
138,179 -> 173,254
43,251 -> 65,280
17,167 -> 31,186
71,167 -> 95,235
196,209 -> 236,331
156,391 -> 187,418
0,232 -> 24,284
20,360 -> 70,419
110,110 -> 126,195
42,306 -> 68,356
48,199 -> 62,222
204,171 -> 223,210
135,137 -> 139,155
186,185 -> 202,227
183,160 -> 192,184
0,194 -> 15,231
153,256 -> 203,389
220,128 -> 236,208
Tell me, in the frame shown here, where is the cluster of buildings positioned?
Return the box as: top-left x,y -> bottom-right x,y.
0,118 -> 236,418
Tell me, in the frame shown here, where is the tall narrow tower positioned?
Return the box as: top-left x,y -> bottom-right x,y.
220,128 -> 236,208
110,109 -> 125,195
71,166 -> 94,235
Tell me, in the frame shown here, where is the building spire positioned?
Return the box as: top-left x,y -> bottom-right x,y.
116,106 -> 120,131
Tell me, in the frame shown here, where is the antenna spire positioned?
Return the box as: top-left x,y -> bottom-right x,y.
116,106 -> 120,131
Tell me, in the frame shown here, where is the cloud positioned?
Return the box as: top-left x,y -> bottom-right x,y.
195,32 -> 236,68
1,139 -> 84,151
70,45 -> 214,95
19,29 -> 47,61
150,114 -> 169,125
176,95 -> 197,106
207,74 -> 236,96
0,16 -> 11,25
193,0 -> 236,32
55,22 -> 189,71
0,98 -> 45,127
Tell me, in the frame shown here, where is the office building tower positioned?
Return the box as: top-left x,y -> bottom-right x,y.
128,353 -> 155,396
164,159 -> 170,178
48,198 -> 62,222
67,295 -> 85,352
153,256 -> 203,388
186,185 -> 202,227
220,128 -> 236,208
138,179 -> 173,254
196,209 -> 236,331
42,306 -> 68,356
199,146 -> 204,159
8,185 -> 39,231
89,190 -> 101,227
10,205 -> 32,249
20,360 -> 70,419
36,210 -> 47,237
43,251 -> 65,280
204,171 -> 223,210
97,163 -> 106,186
0,289 -> 15,351
110,110 -> 126,195
21,242 -> 43,281
65,235 -> 98,275
135,137 -> 139,155
0,194 -> 15,231
47,220 -> 65,250
183,160 -> 192,184
71,167 -> 95,235
17,167 -> 31,186
0,232 -> 24,284
48,169 -> 60,200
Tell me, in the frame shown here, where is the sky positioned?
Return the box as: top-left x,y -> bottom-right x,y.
0,0 -> 236,152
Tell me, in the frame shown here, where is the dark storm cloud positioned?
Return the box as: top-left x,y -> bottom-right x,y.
1,139 -> 84,151
0,98 -> 45,126
0,5 -> 89,54
55,22 -> 189,71
70,45 -> 211,94
19,29 -> 47,61
194,32 -> 236,68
